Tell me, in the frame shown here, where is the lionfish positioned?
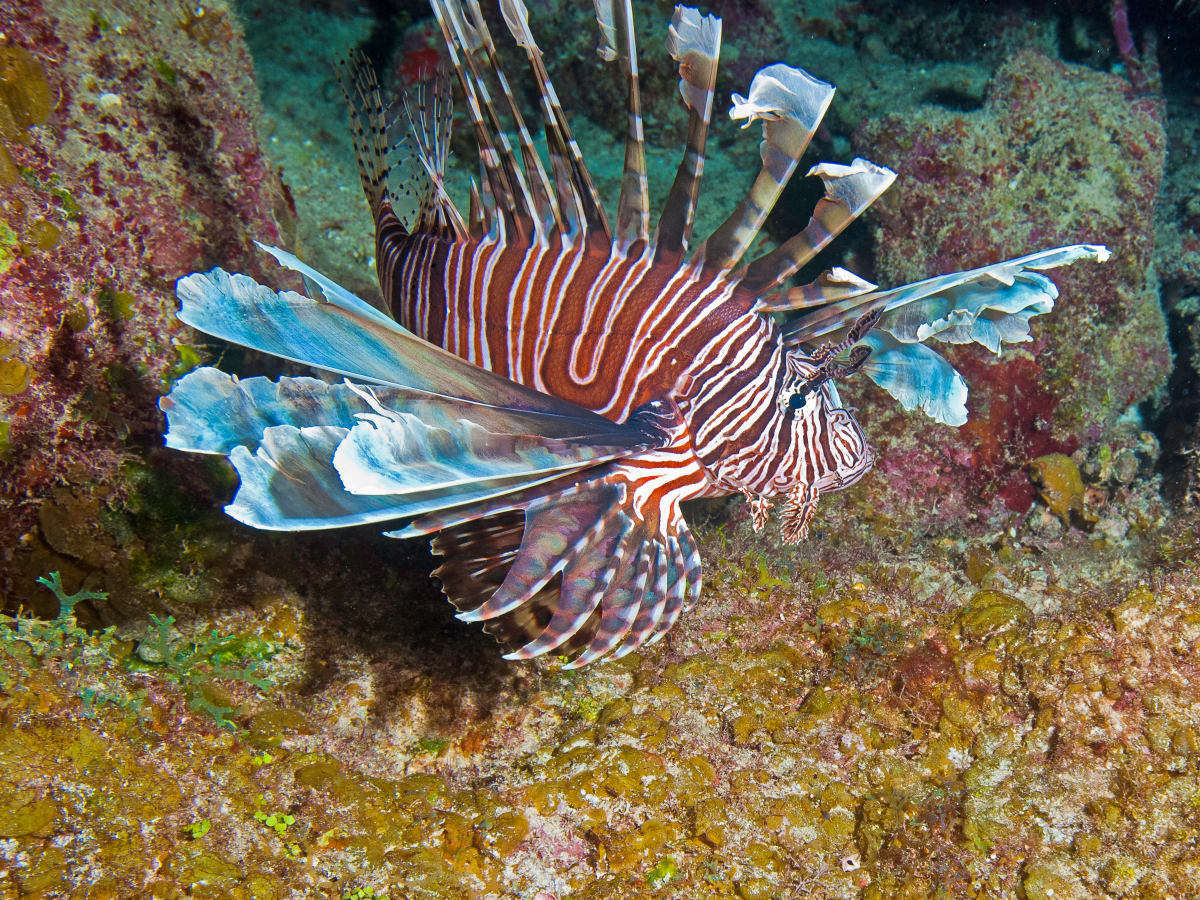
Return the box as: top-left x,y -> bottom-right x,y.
161,0 -> 1107,667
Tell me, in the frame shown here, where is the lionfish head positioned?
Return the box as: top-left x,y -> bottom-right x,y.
775,347 -> 874,492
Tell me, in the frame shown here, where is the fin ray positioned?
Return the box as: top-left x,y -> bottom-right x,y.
596,0 -> 650,247
655,6 -> 721,261
499,0 -> 612,242
742,158 -> 895,295
699,64 -> 834,270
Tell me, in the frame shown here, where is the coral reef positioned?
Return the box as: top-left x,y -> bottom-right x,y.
1154,56 -> 1200,296
0,0 -> 294,591
3,503 -> 1200,898
0,1 -> 1197,898
846,49 -> 1170,530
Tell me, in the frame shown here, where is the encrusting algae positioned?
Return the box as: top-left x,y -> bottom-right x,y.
3,507 -> 1200,898
0,44 -> 53,142
2,0 -> 1200,897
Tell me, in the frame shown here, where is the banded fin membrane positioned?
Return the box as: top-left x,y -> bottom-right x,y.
399,468 -> 700,666
162,253 -> 666,532
655,5 -> 721,262
783,244 -> 1110,425
699,64 -> 835,270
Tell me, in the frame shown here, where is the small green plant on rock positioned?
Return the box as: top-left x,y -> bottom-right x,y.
183,818 -> 212,840
0,572 -> 111,661
254,810 -> 295,834
646,856 -> 679,887
129,614 -> 280,730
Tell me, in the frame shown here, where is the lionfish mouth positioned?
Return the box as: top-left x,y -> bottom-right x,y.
159,0 -> 1109,666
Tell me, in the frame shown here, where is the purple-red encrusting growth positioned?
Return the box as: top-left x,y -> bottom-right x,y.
0,0 -> 295,592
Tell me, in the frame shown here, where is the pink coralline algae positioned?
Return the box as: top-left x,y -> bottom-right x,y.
0,0 -> 295,584
845,49 -> 1170,525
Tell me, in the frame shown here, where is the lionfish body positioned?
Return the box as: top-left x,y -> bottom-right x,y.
161,0 -> 1107,666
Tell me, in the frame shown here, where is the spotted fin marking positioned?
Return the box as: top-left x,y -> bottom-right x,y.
341,53 -> 462,238
398,65 -> 468,238
340,53 -> 395,219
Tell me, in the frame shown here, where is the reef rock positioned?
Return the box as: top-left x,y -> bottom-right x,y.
846,49 -> 1169,527
0,0 -> 294,589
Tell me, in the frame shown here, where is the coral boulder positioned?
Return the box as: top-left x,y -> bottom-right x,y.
846,50 -> 1169,527
0,0 -> 295,594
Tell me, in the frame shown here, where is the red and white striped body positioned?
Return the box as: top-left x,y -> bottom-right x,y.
379,219 -> 873,536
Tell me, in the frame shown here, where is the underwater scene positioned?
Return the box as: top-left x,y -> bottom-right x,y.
2,0 -> 1200,896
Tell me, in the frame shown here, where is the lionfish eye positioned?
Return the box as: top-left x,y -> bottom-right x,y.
788,390 -> 810,411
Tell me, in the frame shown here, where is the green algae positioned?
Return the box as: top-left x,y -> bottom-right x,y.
646,855 -> 679,887
183,818 -> 212,839
97,285 -> 137,321
129,613 -> 279,729
0,219 -> 18,273
151,56 -> 179,85
0,356 -> 30,395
